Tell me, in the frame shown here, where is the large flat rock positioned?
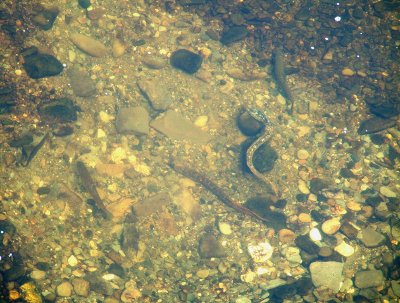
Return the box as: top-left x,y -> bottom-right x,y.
150,110 -> 211,144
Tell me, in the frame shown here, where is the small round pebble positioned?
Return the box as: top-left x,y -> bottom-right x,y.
56,281 -> 73,297
68,255 -> 78,267
72,278 -> 90,297
297,149 -> 310,160
342,68 -> 355,76
298,180 -> 310,194
194,115 -> 208,127
196,269 -> 210,279
278,229 -> 296,243
218,222 -> 232,235
298,213 -> 312,223
321,218 -> 341,235
31,270 -> 46,280
318,246 -> 333,257
334,241 -> 355,257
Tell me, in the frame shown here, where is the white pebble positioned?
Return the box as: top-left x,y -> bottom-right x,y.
309,228 -> 322,241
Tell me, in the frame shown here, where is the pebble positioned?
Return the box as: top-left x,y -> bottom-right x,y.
354,270 -> 384,288
198,235 -> 226,258
72,278 -> 90,297
298,180 -> 310,194
112,39 -> 126,57
196,269 -> 210,279
284,247 -> 302,264
218,222 -> 232,235
194,115 -> 208,128
220,25 -> 249,45
298,213 -> 311,223
235,296 -> 252,303
70,33 -> 108,57
248,242 -> 273,263
321,218 -> 341,235
141,55 -> 167,69
297,149 -> 310,160
68,255 -> 78,267
309,227 -> 322,241
56,281 -> 73,297
310,261 -> 344,293
278,229 -> 296,243
31,270 -> 46,280
379,186 -> 397,198
342,68 -> 355,76
358,227 -> 385,248
334,241 -> 355,257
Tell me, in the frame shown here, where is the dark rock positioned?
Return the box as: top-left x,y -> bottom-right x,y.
108,263 -> 125,278
38,98 -> 78,122
340,221 -> 359,239
269,277 -> 313,301
9,133 -> 33,148
309,178 -> 328,194
170,49 -> 202,74
220,26 -> 248,45
36,261 -> 51,271
32,6 -> 59,30
78,0 -> 91,9
340,168 -> 356,179
353,295 -> 372,303
37,186 -> 51,195
352,7 -> 364,19
22,47 -> 63,79
67,67 -> 96,97
251,141 -> 278,173
0,85 -> 17,114
237,110 -> 264,136
0,220 -> 16,237
52,125 -> 74,137
198,234 -> 226,258
245,197 -> 286,230
295,234 -> 319,255
3,252 -> 26,282
296,193 -> 308,202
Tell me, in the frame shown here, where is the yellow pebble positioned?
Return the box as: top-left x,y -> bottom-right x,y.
194,115 -> 208,127
342,68 -> 355,76
15,69 -> 22,76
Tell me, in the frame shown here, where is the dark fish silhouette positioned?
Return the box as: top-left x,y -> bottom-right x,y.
76,161 -> 112,219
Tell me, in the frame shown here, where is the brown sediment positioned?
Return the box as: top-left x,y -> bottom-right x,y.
168,159 -> 270,224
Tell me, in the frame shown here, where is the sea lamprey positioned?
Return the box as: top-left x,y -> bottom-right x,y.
272,48 -> 294,115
